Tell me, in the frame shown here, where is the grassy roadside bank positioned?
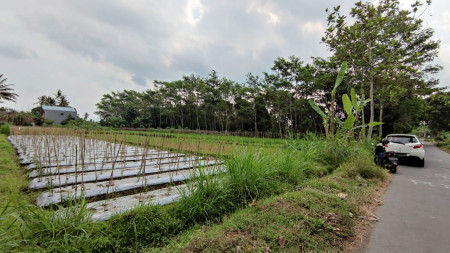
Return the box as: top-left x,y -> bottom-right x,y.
0,134 -> 30,250
148,156 -> 387,252
1,130 -> 388,252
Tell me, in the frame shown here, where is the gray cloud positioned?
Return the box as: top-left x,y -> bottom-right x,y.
0,0 -> 448,121
0,42 -> 36,59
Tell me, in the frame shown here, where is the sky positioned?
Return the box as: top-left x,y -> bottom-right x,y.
1,0 -> 449,121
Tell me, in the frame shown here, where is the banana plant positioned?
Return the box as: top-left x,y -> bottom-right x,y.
342,88 -> 383,137
308,61 -> 347,138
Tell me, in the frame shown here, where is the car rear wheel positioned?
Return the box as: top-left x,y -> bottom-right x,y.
418,158 -> 425,167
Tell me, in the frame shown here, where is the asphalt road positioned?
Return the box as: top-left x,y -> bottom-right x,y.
365,142 -> 450,253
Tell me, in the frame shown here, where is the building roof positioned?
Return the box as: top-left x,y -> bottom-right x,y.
42,105 -> 77,112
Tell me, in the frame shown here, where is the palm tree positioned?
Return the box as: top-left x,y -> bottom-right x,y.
0,74 -> 18,103
57,95 -> 70,107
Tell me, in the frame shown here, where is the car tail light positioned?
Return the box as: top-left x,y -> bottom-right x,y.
413,144 -> 423,149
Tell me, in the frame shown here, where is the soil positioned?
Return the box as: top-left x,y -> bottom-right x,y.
342,173 -> 392,253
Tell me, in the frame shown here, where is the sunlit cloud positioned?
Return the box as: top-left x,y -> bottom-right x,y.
186,0 -> 205,25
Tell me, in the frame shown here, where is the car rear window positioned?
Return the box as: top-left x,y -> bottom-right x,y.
387,136 -> 417,144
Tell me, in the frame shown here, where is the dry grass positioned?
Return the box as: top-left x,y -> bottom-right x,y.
342,173 -> 391,253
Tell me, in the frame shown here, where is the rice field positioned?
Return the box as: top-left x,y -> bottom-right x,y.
8,127 -> 225,221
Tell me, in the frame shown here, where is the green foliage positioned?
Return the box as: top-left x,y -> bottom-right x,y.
383,96 -> 427,134
224,149 -> 282,203
102,205 -> 182,253
337,153 -> 386,180
320,138 -> 354,171
332,61 -> 347,97
43,119 -> 54,126
31,106 -> 44,126
341,88 -> 381,136
36,89 -> 70,107
425,91 -> 450,135
64,119 -> 104,130
410,125 -> 431,138
60,114 -> 76,125
0,123 -> 10,135
162,168 -> 381,253
20,199 -> 93,252
434,132 -> 450,150
309,61 -> 347,138
323,0 -> 441,139
0,74 -> 18,103
177,166 -> 233,224
0,130 -> 383,252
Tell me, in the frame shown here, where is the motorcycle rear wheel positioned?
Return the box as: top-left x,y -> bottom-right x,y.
390,166 -> 397,173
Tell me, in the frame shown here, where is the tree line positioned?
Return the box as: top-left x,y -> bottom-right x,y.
96,57 -> 330,135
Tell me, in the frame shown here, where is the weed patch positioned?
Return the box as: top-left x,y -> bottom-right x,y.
337,153 -> 386,180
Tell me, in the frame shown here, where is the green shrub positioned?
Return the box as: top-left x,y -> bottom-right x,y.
435,132 -> 450,150
321,138 -> 354,171
0,124 -> 10,135
435,131 -> 449,142
104,205 -> 182,253
337,154 -> 386,180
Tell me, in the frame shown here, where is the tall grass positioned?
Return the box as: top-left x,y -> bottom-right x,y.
177,165 -> 232,224
336,153 -> 386,180
0,200 -> 25,250
224,149 -> 282,203
97,205 -> 182,253
19,198 -> 94,252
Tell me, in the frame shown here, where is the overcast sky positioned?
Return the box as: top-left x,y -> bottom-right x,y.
1,0 -> 449,121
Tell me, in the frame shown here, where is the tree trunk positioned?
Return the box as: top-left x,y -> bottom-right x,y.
196,107 -> 200,130
367,77 -> 374,140
379,102 -> 383,138
253,102 -> 258,135
289,97 -> 293,134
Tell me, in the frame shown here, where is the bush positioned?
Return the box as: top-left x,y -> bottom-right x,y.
0,124 -> 10,135
103,205 -> 182,253
337,153 -> 386,180
321,138 -> 354,171
435,131 -> 450,150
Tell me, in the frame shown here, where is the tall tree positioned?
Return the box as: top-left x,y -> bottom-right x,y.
36,90 -> 70,107
323,0 -> 440,139
0,74 -> 18,103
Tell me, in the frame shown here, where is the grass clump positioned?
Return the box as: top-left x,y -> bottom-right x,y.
176,166 -> 234,224
18,199 -> 95,252
93,205 -> 183,253
336,153 -> 386,180
0,124 -> 10,135
224,149 -> 284,203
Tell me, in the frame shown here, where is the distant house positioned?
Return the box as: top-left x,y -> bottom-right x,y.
42,105 -> 78,125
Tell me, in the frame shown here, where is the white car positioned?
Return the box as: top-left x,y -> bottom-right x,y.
384,134 -> 425,167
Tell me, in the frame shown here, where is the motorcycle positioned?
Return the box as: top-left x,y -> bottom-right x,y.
374,150 -> 399,173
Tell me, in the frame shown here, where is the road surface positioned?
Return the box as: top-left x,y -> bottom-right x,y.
365,142 -> 450,253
